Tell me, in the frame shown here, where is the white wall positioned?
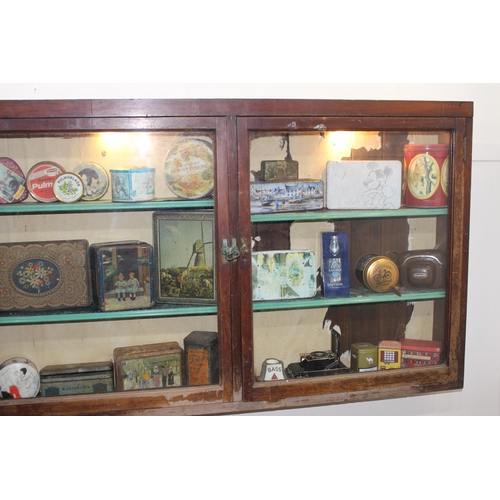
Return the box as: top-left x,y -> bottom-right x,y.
1,83 -> 498,416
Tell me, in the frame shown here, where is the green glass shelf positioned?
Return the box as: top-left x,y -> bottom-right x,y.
0,303 -> 217,326
253,287 -> 446,312
0,198 -> 214,215
251,207 -> 447,223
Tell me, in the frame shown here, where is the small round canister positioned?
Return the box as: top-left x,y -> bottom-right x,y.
403,144 -> 449,207
0,357 -> 40,399
355,254 -> 399,293
110,167 -> 155,202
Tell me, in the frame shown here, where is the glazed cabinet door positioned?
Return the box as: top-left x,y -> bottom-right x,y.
0,102 -> 234,415
237,110 -> 471,407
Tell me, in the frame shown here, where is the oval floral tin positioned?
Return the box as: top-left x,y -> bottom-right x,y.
26,161 -> 65,202
74,162 -> 109,201
53,172 -> 85,203
0,357 -> 40,399
0,157 -> 28,204
164,139 -> 214,199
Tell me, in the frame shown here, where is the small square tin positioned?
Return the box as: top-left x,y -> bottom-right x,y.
252,250 -> 317,301
350,342 -> 378,372
401,338 -> 442,368
250,180 -> 323,214
378,340 -> 402,370
321,232 -> 350,298
260,160 -> 299,182
113,341 -> 184,391
0,240 -> 91,312
183,331 -> 219,386
326,160 -> 402,209
40,361 -> 114,397
89,240 -> 155,312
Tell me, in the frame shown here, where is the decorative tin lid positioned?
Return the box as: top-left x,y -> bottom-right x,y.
40,361 -> 113,377
53,172 -> 85,203
74,162 -> 109,201
164,139 -> 214,199
361,255 -> 399,293
26,161 -> 65,202
0,357 -> 40,399
0,157 -> 28,204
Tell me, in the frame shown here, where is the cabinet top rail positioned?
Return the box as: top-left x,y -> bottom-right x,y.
0,99 -> 473,120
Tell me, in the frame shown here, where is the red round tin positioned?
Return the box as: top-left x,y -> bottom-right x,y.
403,144 -> 449,207
26,161 -> 65,202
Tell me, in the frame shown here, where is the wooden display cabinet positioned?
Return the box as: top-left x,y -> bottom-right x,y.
0,99 -> 472,415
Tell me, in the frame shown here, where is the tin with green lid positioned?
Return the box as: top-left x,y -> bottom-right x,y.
351,342 -> 378,372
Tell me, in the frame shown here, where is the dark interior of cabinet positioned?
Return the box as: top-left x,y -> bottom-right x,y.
251,132 -> 446,353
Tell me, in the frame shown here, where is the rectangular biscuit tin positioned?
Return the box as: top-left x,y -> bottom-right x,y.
252,250 -> 317,301
0,239 -> 91,312
326,160 -> 402,209
250,180 -> 323,214
89,240 -> 154,312
40,361 -> 114,396
113,341 -> 184,391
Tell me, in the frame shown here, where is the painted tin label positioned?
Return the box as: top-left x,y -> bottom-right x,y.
41,372 -> 113,396
164,139 -> 214,199
326,160 -> 402,210
252,250 -> 317,300
0,157 -> 28,204
53,172 -> 85,203
26,161 -> 65,202
0,357 -> 40,399
403,144 -> 449,207
110,167 -> 155,202
74,162 -> 109,201
355,254 -> 399,293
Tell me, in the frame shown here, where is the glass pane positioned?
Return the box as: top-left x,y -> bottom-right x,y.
249,129 -> 450,384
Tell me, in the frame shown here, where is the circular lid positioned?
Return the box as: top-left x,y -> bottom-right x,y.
0,157 -> 29,204
164,139 -> 214,199
74,162 -> 109,201
26,161 -> 65,202
53,172 -> 85,203
0,357 -> 40,399
363,256 -> 399,292
404,144 -> 450,152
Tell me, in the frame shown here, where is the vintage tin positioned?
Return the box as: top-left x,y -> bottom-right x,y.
355,253 -> 399,293
401,339 -> 442,368
260,160 -> 299,181
110,167 -> 155,202
259,358 -> 286,381
252,250 -> 317,301
53,172 -> 85,203
89,240 -> 154,312
74,162 -> 109,201
321,232 -> 350,298
403,144 -> 449,207
0,357 -> 40,399
0,240 -> 92,312
393,249 -> 447,289
250,179 -> 323,214
164,139 -> 214,199
378,340 -> 402,370
326,160 -> 402,210
26,161 -> 65,202
40,361 -> 114,396
183,331 -> 219,385
113,341 -> 184,391
0,157 -> 28,204
350,342 -> 378,372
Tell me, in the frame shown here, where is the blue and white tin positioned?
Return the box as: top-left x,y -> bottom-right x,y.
110,167 -> 155,202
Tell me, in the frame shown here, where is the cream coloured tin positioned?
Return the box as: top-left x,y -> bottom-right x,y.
110,167 -> 155,202
0,357 -> 40,399
53,172 -> 85,203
